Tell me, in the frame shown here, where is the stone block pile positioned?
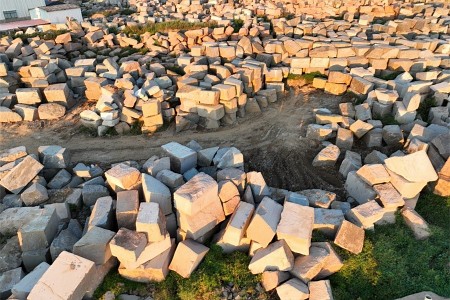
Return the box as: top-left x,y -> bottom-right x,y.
0,138 -> 446,299
0,0 -> 448,137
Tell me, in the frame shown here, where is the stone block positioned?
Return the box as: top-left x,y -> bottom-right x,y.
116,190 -> 139,230
314,208 -> 345,237
261,271 -> 290,291
247,197 -> 283,247
401,207 -> 430,240
110,228 -> 147,265
347,200 -> 384,229
246,171 -> 271,202
0,155 -> 43,194
18,208 -> 59,252
88,196 -> 114,230
174,172 -> 218,216
142,174 -> 172,215
82,184 -> 109,207
28,251 -> 95,300
143,156 -> 170,177
136,202 -> 167,242
105,163 -> 140,190
312,144 -> 340,167
276,202 -> 314,255
11,262 -> 49,300
21,183 -> 48,206
169,239 -> 209,278
345,171 -> 377,204
313,242 -> 344,279
356,164 -> 390,186
290,246 -> 329,283
334,220 -> 365,254
309,280 -> 333,300
276,278 -> 309,300
248,240 -> 294,274
350,120 -> 374,139
0,267 -> 24,299
222,202 -> 254,245
161,142 -> 197,174
73,226 -> 115,265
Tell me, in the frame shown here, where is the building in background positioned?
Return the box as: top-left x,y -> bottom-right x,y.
30,4 -> 83,23
0,0 -> 46,21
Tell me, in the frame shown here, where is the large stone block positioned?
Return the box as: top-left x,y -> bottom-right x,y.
247,197 -> 283,247
105,163 -> 141,190
290,246 -> 329,283
136,202 -> 167,242
110,228 -> 147,265
142,174 -> 172,215
18,208 -> 59,252
169,239 -> 209,278
246,171 -> 271,202
38,145 -> 70,169
88,196 -> 114,230
161,142 -> 197,174
334,220 -> 365,254
222,201 -> 254,245
72,226 -> 115,265
277,202 -> 314,255
0,155 -> 44,194
248,240 -> 294,274
174,172 -> 218,216
116,190 -> 139,230
28,251 -> 95,300
276,278 -> 309,300
11,262 -> 49,300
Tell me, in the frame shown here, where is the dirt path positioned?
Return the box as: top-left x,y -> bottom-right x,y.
0,86 -> 348,197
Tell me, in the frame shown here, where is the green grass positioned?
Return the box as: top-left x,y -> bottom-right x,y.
331,193 -> 450,300
94,193 -> 449,300
95,245 -> 265,300
417,98 -> 437,122
373,113 -> 400,125
232,19 -> 245,33
123,20 -> 218,36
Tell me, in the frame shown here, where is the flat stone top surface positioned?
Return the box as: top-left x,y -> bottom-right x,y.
161,142 -> 196,159
384,150 -> 438,183
137,202 -> 161,223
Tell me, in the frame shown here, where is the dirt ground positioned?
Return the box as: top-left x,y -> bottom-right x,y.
0,84 -> 349,198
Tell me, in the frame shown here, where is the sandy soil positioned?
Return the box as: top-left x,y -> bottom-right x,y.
0,85 -> 350,198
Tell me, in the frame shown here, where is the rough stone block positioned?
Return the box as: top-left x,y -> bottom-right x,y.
247,197 -> 283,247
169,239 -> 209,278
73,226 -> 115,265
249,240 -> 294,274
334,220 -> 365,254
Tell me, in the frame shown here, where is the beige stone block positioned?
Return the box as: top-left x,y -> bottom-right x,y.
248,240 -> 294,274
169,239 -> 209,278
246,197 -> 283,247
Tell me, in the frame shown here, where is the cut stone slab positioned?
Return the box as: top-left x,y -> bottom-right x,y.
11,262 -> 49,300
345,171 -> 377,204
350,120 -> 374,139
105,163 -> 140,190
299,189 -> 336,208
222,201 -> 254,245
82,184 -> 110,207
119,239 -> 175,283
276,278 -> 309,300
387,168 -> 427,199
312,144 -> 340,167
161,142 -> 197,174
168,239 -> 209,278
261,271 -> 290,291
174,172 -> 218,216
0,146 -> 27,167
314,208 -> 345,237
142,174 -> 172,215
246,171 -> 272,202
88,196 -> 114,230
110,228 -> 147,265
356,164 -> 390,186
384,150 -> 438,183
290,246 -> 329,283
0,267 -> 24,299
313,242 -> 344,279
142,156 -> 170,177
373,183 -> 405,209
116,190 -> 139,230
248,240 -> 294,274
28,251 -> 95,300
246,197 -> 283,247
347,200 -> 384,229
21,183 -> 49,206
401,207 -> 430,240
72,226 -> 115,265
125,234 -> 172,270
18,208 -> 59,252
37,146 -> 70,169
0,207 -> 42,236
136,202 -> 167,242
277,202 -> 314,255
0,155 -> 44,194
334,220 -> 365,254
309,280 -> 333,300
50,229 -> 79,262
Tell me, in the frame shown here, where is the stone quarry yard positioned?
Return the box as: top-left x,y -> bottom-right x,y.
1,84 -> 448,300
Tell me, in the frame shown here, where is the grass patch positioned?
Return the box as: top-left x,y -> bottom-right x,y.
232,19 -> 245,33
373,113 -> 400,125
331,193 -> 450,299
123,20 -> 218,36
77,125 -> 98,137
417,97 -> 437,122
95,245 -> 265,300
166,65 -> 186,76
